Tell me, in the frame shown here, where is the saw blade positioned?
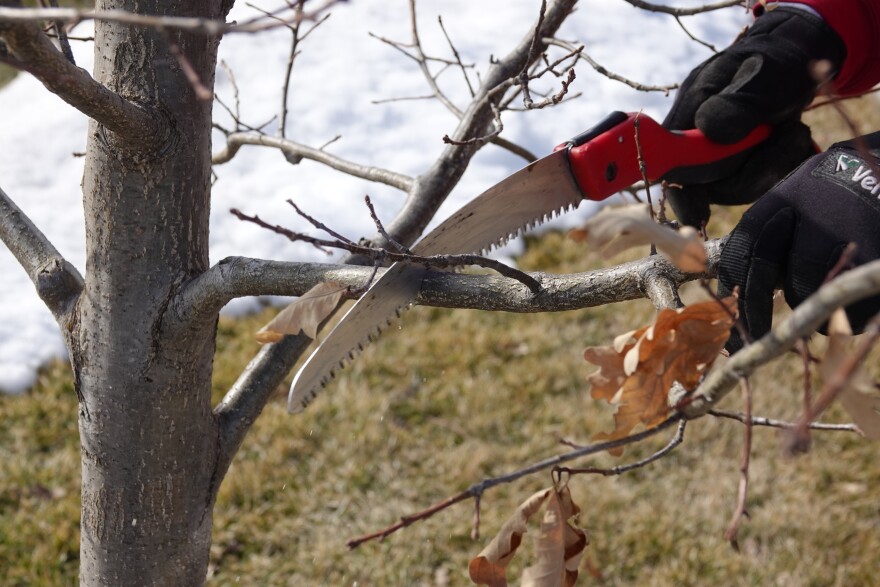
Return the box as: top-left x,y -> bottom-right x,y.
289,149 -> 584,412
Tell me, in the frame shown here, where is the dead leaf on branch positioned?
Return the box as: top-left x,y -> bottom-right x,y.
584,296 -> 737,453
469,485 -> 587,587
255,282 -> 346,343
820,309 -> 880,439
569,203 -> 707,273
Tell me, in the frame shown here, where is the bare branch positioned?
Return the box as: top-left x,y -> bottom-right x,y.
0,1 -> 343,35
0,19 -> 161,145
787,313 -> 880,453
708,409 -> 863,434
556,419 -> 686,476
229,207 -> 542,292
0,185 -> 82,322
682,258 -> 880,418
620,0 -> 744,17
546,38 -> 678,94
212,132 -> 415,192
723,377 -> 752,550
347,414 -> 684,549
173,238 -> 723,333
41,0 -> 74,64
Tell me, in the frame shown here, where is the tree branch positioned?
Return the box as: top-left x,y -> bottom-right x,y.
0,18 -> 161,146
0,2 -> 342,34
682,258 -> 880,418
621,0 -> 743,17
0,185 -> 82,322
174,239 -> 722,331
211,132 -> 415,192
212,0 -> 580,462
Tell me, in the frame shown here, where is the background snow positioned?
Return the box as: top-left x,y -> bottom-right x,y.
0,0 -> 748,392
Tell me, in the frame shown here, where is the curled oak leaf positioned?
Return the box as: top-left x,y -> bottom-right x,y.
569,203 -> 707,272
819,309 -> 880,439
470,485 -> 587,587
558,485 -> 588,587
584,296 -> 737,454
255,282 -> 347,343
469,488 -> 551,587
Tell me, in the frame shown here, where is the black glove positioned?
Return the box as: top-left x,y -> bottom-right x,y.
718,133 -> 880,351
662,6 -> 847,227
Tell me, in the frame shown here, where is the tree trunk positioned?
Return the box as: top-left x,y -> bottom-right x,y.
75,2 -> 223,584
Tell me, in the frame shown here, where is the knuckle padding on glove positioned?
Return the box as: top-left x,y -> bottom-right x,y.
719,132 -> 880,348
664,7 -> 846,143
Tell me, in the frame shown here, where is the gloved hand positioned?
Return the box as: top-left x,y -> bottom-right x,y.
717,134 -> 880,351
662,6 -> 847,227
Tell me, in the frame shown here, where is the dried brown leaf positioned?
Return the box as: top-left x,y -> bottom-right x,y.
470,486 -> 587,587
820,310 -> 880,439
570,204 -> 707,272
584,296 -> 737,453
469,488 -> 551,587
256,282 -> 346,342
522,485 -> 588,587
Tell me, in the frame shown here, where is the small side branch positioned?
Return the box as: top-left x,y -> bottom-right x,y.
556,419 -> 686,476
212,132 -> 415,192
0,19 -> 161,146
0,185 -> 82,322
621,0 -> 743,17
708,409 -> 862,434
347,415 -> 683,549
723,377 -> 752,550
682,259 -> 880,418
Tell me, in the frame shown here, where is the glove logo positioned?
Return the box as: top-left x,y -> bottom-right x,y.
835,154 -> 861,172
812,149 -> 880,215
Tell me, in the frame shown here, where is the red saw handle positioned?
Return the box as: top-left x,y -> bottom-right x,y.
559,111 -> 771,202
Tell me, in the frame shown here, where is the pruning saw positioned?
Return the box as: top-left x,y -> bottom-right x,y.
289,111 -> 770,412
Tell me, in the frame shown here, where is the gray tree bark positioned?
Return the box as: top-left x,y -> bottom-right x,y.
71,1 -> 227,584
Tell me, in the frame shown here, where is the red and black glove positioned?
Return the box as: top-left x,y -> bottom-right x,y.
718,134 -> 880,351
662,6 -> 846,227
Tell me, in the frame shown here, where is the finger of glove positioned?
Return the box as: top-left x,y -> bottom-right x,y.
696,51 -> 821,144
665,7 -> 845,143
718,199 -> 797,351
664,120 -> 814,227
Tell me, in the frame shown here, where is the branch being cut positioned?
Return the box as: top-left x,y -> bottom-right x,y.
0,18 -> 160,146
174,238 -> 723,332
0,185 -> 82,323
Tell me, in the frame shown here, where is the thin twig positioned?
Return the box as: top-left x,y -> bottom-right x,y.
166,37 -> 213,101
42,0 -> 74,64
346,415 -> 684,549
364,196 -> 412,255
286,199 -> 355,246
708,409 -> 863,434
787,313 -> 880,454
437,14 -> 474,98
723,377 -> 752,551
230,208 -> 543,293
673,15 -> 718,52
620,0 -> 743,17
0,1 -> 344,35
555,419 -> 686,476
